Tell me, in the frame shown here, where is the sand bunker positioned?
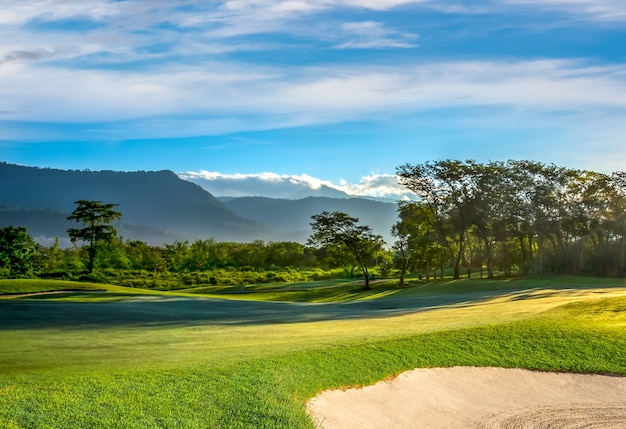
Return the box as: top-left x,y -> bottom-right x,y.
307,367 -> 626,429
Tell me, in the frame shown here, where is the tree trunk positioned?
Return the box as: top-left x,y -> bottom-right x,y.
453,232 -> 465,279
518,236 -> 527,274
363,266 -> 371,289
87,246 -> 96,273
398,246 -> 408,286
440,256 -> 444,279
483,237 -> 494,279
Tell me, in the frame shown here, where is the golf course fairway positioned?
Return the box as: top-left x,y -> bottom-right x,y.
0,277 -> 625,428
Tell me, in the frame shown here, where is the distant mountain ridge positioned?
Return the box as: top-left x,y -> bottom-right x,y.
221,196 -> 397,244
1,162 -> 399,246
0,162 -> 271,245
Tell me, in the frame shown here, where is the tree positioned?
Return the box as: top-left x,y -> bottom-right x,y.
34,237 -> 66,275
397,160 -> 478,279
308,211 -> 384,289
67,200 -> 122,273
392,201 -> 431,284
0,225 -> 39,277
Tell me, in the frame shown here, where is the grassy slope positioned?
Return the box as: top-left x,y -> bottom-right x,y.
0,279 -> 169,298
181,275 -> 626,302
0,278 -> 625,428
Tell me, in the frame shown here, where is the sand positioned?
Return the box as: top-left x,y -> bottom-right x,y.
307,367 -> 626,428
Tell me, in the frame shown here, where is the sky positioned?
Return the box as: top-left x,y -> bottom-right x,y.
1,0 -> 626,198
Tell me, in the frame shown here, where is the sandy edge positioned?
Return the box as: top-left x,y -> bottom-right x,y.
307,366 -> 626,429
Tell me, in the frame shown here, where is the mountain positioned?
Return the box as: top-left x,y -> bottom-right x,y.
222,196 -> 398,244
1,162 -> 400,246
0,162 -> 272,245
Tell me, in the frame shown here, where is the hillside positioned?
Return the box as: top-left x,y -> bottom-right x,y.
1,162 -> 399,245
0,162 -> 272,244
222,196 -> 398,244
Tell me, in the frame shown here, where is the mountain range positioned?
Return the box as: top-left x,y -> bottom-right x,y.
0,162 -> 398,246
220,196 -> 397,243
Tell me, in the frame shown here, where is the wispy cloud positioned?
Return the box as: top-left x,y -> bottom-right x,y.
2,0 -> 625,178
2,0 -> 622,74
2,59 -> 624,127
336,21 -> 418,49
502,0 -> 626,22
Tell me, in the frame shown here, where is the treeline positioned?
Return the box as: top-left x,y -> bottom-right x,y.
3,235 -> 390,288
394,159 -> 626,279
3,159 -> 626,286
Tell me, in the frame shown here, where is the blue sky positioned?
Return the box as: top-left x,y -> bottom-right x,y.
1,0 -> 626,197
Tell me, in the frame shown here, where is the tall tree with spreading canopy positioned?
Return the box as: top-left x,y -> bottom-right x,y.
67,200 -> 122,273
397,160 -> 478,279
308,211 -> 384,289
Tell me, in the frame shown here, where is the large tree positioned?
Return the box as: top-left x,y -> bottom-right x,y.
392,201 -> 438,283
0,225 -> 38,277
67,200 -> 122,273
308,211 -> 384,289
397,160 -> 478,279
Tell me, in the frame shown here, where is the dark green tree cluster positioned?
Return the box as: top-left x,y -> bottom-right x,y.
395,160 -> 626,278
31,237 -> 322,279
2,210 -> 386,284
122,239 -> 316,272
0,225 -> 39,277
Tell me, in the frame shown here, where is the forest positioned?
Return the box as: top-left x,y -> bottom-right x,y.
2,159 -> 626,286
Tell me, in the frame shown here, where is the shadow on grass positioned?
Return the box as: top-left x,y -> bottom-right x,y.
2,283 -> 612,330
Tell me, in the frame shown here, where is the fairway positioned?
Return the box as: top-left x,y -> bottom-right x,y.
1,277 -> 625,428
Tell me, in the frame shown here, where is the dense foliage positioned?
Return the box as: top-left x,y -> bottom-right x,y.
12,237 -> 380,287
396,160 -> 626,278
0,225 -> 39,277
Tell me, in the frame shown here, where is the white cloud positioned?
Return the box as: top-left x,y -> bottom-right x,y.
339,174 -> 408,198
179,171 -> 346,198
2,0 -> 625,159
181,170 -> 337,189
2,59 -> 625,127
2,0 -> 622,75
179,170 -> 413,199
336,0 -> 429,10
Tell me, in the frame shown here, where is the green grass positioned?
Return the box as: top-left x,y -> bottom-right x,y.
0,279 -> 169,296
182,274 -> 626,303
0,277 -> 625,428
0,279 -> 106,295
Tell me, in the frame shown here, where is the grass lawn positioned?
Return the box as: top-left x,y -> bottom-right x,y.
0,277 -> 625,428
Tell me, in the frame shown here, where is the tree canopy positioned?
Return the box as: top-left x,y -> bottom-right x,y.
0,225 -> 38,277
397,159 -> 626,278
308,211 -> 384,289
67,200 -> 122,273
